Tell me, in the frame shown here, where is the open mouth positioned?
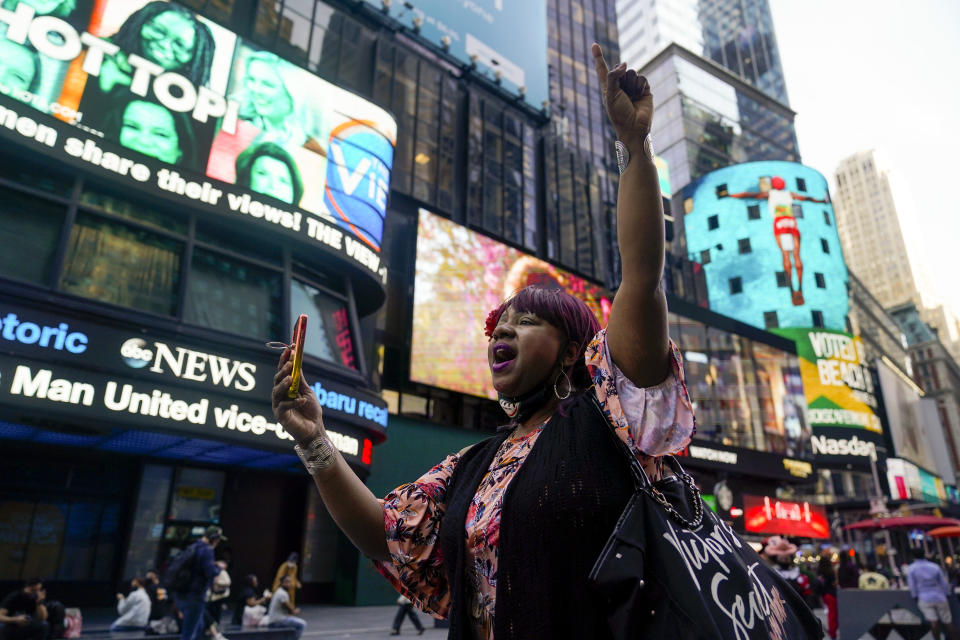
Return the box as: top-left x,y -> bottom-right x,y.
492,343 -> 516,372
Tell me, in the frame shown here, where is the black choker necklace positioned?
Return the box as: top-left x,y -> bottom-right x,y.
498,382 -> 554,424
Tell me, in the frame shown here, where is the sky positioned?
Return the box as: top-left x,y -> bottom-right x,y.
769,0 -> 960,315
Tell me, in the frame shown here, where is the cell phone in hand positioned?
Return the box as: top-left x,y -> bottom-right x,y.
288,314 -> 307,399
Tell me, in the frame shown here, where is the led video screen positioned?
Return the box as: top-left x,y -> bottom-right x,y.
410,209 -> 612,400
876,357 -> 939,473
682,161 -> 848,331
742,494 -> 829,539
0,0 -> 395,252
773,328 -> 880,433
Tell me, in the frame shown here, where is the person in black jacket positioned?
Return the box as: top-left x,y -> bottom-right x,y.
817,557 -> 838,640
0,580 -> 48,640
144,570 -> 169,621
837,551 -> 862,589
273,43 -> 700,640
170,527 -> 224,640
231,575 -> 265,627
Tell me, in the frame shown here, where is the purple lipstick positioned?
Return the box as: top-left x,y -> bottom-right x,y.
491,343 -> 516,372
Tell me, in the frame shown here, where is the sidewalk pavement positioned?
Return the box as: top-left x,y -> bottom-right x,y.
81,605 -> 443,640
85,603 -> 842,639
288,604 -> 443,639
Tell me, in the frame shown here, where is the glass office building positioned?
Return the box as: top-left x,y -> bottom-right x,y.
642,45 -> 800,196
618,0 -> 789,105
699,0 -> 790,104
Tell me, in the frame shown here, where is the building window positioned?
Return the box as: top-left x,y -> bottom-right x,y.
747,204 -> 761,220
729,277 -> 743,294
821,238 -> 830,254
738,238 -> 752,254
0,185 -> 65,286
792,204 -> 803,218
812,310 -> 825,328
776,271 -> 789,288
178,0 -> 236,23
815,272 -> 826,288
708,214 -> 719,230
184,249 -> 282,341
59,213 -> 183,316
764,311 -> 779,329
290,279 -> 358,370
823,210 -> 831,226
796,177 -> 807,192
700,249 -> 711,265
81,188 -> 188,235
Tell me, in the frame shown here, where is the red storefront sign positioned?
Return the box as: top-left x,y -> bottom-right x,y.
742,494 -> 829,539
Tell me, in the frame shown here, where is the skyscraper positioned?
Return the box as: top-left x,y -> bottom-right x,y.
617,0 -> 800,196
617,0 -> 789,103
834,149 -> 960,362
616,0 -> 703,68
833,150 -> 918,309
545,0 -> 622,284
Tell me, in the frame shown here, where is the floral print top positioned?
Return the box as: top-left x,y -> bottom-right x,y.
374,329 -> 696,640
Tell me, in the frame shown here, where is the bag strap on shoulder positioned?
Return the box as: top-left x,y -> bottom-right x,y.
588,390 -> 704,528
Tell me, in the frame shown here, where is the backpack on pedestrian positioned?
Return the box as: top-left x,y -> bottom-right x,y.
163,543 -> 198,594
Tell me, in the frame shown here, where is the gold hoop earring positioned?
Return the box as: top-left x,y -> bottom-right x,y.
553,369 -> 571,400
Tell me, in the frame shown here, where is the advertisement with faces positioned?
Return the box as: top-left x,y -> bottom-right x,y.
0,0 -> 396,251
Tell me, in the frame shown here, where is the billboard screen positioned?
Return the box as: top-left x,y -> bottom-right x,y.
364,0 -> 548,110
411,209 -> 612,399
682,161 -> 848,331
0,0 -> 396,258
670,314 -> 811,458
742,494 -> 829,539
876,358 -> 940,474
773,328 -> 885,466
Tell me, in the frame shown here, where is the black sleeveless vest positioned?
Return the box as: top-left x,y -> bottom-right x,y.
439,392 -> 636,639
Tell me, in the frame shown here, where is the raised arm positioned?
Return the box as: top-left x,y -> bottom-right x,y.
792,194 -> 828,204
592,44 -> 670,387
725,191 -> 767,200
272,348 -> 389,561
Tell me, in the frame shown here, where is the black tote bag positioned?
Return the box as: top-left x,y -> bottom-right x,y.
588,400 -> 823,639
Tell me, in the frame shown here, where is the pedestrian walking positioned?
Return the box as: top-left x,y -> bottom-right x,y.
165,526 -> 225,640
272,43 -> 820,640
390,595 -> 424,636
266,576 -> 305,640
0,579 -> 49,640
271,554 -> 302,608
837,551 -> 861,589
110,577 -> 151,632
907,548 -> 960,640
816,556 -> 838,640
203,561 -> 230,640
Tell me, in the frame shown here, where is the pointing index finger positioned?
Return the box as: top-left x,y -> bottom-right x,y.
592,42 -> 608,82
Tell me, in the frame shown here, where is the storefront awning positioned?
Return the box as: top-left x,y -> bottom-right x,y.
928,526 -> 960,538
0,420 -> 301,470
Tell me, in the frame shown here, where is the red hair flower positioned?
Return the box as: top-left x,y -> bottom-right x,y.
484,308 -> 500,338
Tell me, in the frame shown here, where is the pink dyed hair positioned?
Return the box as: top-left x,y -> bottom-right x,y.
486,286 -> 601,390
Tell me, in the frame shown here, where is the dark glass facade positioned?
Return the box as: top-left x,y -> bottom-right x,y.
644,46 -> 800,194
699,0 -> 789,104
545,0 -> 621,282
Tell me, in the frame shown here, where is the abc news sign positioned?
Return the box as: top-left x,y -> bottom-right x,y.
0,303 -> 387,466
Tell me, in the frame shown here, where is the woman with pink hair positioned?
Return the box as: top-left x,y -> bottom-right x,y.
272,44 -> 695,638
